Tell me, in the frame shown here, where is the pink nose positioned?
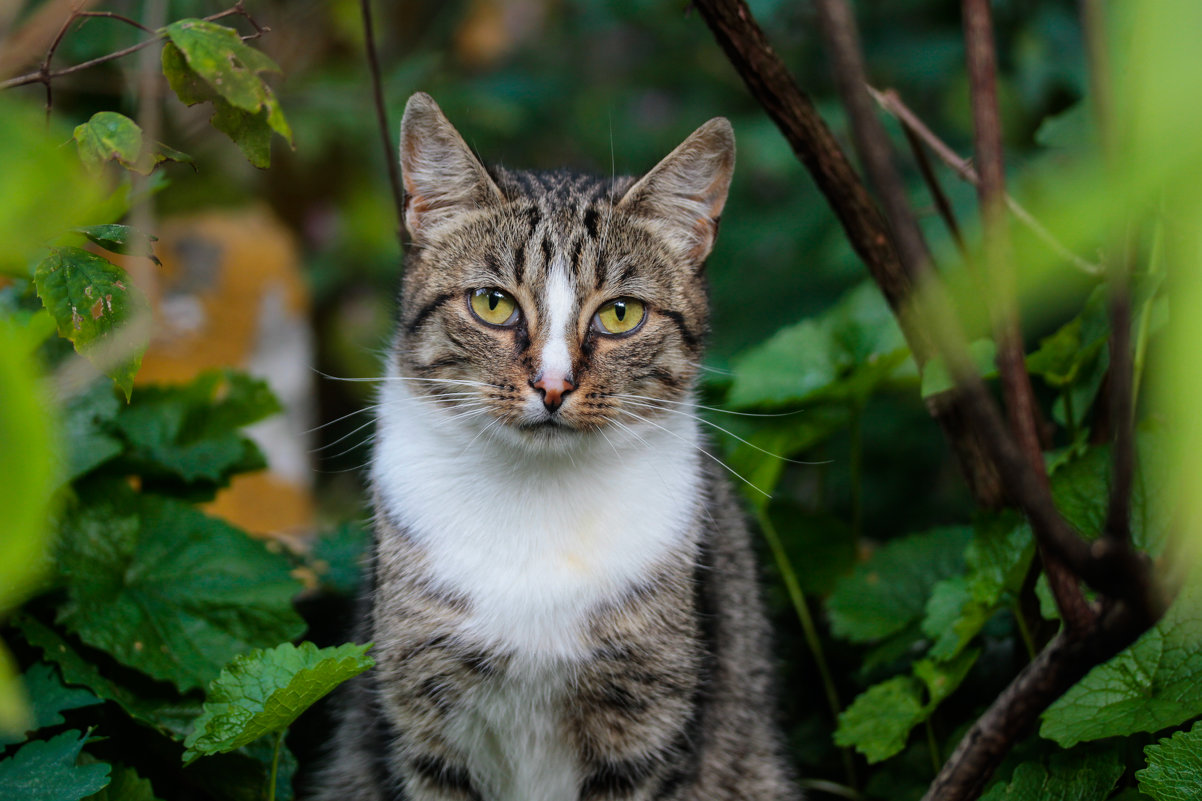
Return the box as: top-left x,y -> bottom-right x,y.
532,373 -> 575,412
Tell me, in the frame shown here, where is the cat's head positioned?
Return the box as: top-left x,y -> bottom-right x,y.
391,92 -> 734,452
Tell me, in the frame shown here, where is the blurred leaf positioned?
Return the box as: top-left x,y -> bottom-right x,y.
1041,566 -> 1202,746
834,675 -> 924,763
0,664 -> 101,747
160,27 -> 293,169
183,642 -> 373,764
311,522 -> 371,596
15,617 -> 199,739
74,226 -> 160,265
0,730 -> 110,801
1034,102 -> 1098,152
921,338 -> 998,399
58,380 -> 123,485
1137,721 -> 1202,801
85,764 -> 160,801
827,526 -> 972,643
112,370 -> 280,488
33,248 -> 148,401
54,481 -> 305,693
979,746 -> 1123,801
73,113 -> 142,173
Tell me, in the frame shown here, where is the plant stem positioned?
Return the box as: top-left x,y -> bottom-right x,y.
1011,601 -> 1037,662
267,728 -> 284,801
849,402 -> 864,543
925,717 -> 942,777
756,509 -> 855,789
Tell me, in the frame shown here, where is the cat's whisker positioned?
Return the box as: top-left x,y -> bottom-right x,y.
607,391 -> 804,419
618,408 -> 771,499
322,432 -> 377,462
616,398 -> 829,466
460,417 -> 502,457
305,403 -> 384,435
313,417 -> 379,453
315,370 -> 498,391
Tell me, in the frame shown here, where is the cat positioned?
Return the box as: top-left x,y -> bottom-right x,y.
309,92 -> 800,801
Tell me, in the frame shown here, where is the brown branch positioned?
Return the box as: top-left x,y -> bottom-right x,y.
359,0 -> 405,245
897,103 -> 968,261
0,3 -> 256,92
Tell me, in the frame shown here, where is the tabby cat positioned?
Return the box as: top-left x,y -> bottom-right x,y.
310,92 -> 799,801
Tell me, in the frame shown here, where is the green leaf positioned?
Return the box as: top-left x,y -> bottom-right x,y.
54,482 -> 305,693
834,675 -> 925,763
14,617 -> 199,739
826,526 -> 972,643
73,112 -> 142,173
0,730 -> 110,801
160,30 -> 292,169
85,764 -> 161,801
1137,721 -> 1202,801
921,338 -> 998,399
183,642 -> 373,763
979,746 -> 1123,801
33,248 -> 149,401
1041,567 -> 1202,746
58,379 -> 123,484
74,226 -> 160,265
0,664 -> 101,747
112,369 -> 280,488
311,522 -> 371,596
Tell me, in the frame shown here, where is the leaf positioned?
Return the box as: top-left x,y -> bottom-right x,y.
1137,721 -> 1202,801
979,746 -> 1123,801
921,338 -> 998,399
0,730 -> 110,801
73,113 -> 142,173
826,526 -> 972,643
311,522 -> 371,596
33,248 -> 149,401
14,617 -> 199,739
58,379 -> 123,484
111,369 -> 280,488
160,30 -> 293,169
85,764 -> 161,801
74,226 -> 160,265
0,664 -> 101,747
834,675 -> 925,763
54,481 -> 305,693
184,741 -> 296,801
1041,567 -> 1202,746
183,642 -> 373,763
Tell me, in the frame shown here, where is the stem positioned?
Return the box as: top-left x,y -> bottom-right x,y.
267,728 -> 284,801
1011,601 -> 1037,662
925,717 -> 942,777
849,402 -> 864,543
756,509 -> 855,789
1131,221 -> 1164,406
359,0 -> 406,245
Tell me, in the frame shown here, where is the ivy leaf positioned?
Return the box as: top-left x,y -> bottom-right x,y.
183,642 -> 373,764
1041,567 -> 1202,746
33,248 -> 149,401
73,113 -> 142,173
15,617 -> 199,739
160,22 -> 293,169
979,746 -> 1123,801
111,369 -> 280,489
85,764 -> 161,801
0,730 -> 110,801
0,664 -> 101,747
54,482 -> 305,693
827,526 -> 972,643
1137,721 -> 1202,801
74,226 -> 160,266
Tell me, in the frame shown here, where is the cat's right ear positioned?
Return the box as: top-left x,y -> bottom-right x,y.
399,93 -> 503,242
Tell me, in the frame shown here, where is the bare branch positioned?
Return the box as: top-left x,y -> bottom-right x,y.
359,0 -> 405,245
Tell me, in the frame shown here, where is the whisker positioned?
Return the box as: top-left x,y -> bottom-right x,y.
460,417 -> 502,457
323,432 -> 377,461
314,370 -> 498,390
313,417 -> 378,453
607,391 -> 805,419
305,403 -> 382,435
619,408 -> 770,499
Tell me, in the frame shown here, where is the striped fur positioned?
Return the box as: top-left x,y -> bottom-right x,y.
308,93 -> 799,801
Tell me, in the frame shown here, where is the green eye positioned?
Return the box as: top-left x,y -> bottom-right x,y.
594,298 -> 646,335
469,288 -> 519,326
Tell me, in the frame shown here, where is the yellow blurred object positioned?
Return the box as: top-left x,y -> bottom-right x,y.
455,0 -> 548,69
135,207 -> 316,542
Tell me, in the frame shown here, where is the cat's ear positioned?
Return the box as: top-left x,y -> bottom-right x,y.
399,92 -> 503,241
617,117 -> 735,264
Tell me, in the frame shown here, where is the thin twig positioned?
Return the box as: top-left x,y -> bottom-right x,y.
359,0 -> 405,245
867,86 -> 1103,277
0,4 -> 255,91
1104,236 -> 1134,545
37,6 -> 76,120
899,114 -> 968,260
76,10 -> 154,34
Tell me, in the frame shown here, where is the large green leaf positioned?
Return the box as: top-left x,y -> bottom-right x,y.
111,369 -> 280,489
1041,567 -> 1202,746
826,526 -> 972,643
159,21 -> 293,169
0,730 -> 110,801
54,482 -> 305,693
73,113 -> 142,174
0,664 -> 101,747
33,248 -> 149,401
85,764 -> 161,801
1137,721 -> 1202,801
979,747 -> 1123,801
58,379 -> 123,485
184,642 -> 373,763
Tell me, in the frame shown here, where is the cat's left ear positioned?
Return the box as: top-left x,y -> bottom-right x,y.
617,117 -> 735,264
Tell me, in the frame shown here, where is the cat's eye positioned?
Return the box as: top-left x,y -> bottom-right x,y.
469,288 -> 519,327
593,298 -> 646,336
